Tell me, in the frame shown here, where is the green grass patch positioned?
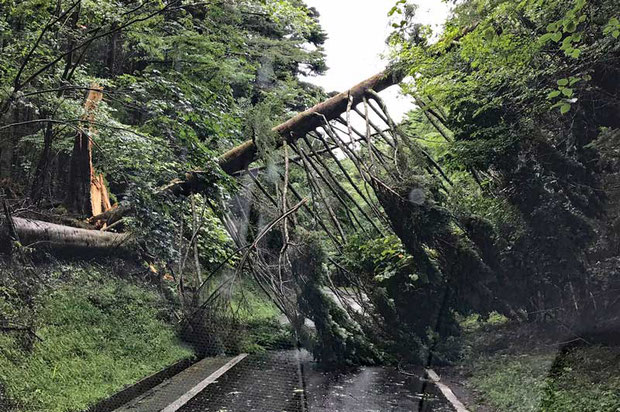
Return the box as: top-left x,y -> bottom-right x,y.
230,281 -> 294,353
541,345 -> 620,412
461,320 -> 620,412
184,277 -> 294,355
0,270 -> 193,412
468,353 -> 555,411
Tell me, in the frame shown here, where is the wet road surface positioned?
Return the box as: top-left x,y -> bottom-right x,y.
178,351 -> 304,411
178,350 -> 453,412
304,361 -> 452,412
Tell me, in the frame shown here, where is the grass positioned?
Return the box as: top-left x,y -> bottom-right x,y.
0,266 -> 193,412
467,353 -> 556,411
540,345 -> 620,412
178,276 -> 294,356
227,280 -> 294,353
457,317 -> 620,412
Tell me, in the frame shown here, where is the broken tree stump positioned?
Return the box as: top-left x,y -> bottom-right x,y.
65,84 -> 113,217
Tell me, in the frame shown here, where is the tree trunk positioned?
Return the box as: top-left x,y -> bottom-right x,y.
0,107 -> 18,180
9,217 -> 132,252
65,84 -> 111,216
30,120 -> 54,203
160,69 -> 403,197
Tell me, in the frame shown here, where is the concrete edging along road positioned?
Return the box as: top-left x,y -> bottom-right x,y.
161,354 -> 248,412
426,369 -> 470,412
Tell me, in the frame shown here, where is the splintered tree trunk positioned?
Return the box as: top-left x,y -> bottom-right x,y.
91,173 -> 112,216
7,217 -> 132,253
65,84 -> 112,216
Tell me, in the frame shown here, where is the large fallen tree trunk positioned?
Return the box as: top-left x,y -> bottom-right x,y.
218,70 -> 402,175
162,69 -> 403,196
7,217 -> 132,253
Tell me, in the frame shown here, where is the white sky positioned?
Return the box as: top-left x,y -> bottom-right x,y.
302,0 -> 452,121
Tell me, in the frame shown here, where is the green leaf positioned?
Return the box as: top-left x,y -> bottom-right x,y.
547,90 -> 561,99
560,103 -> 571,114
564,20 -> 577,33
571,49 -> 581,58
562,88 -> 574,97
483,27 -> 495,41
540,33 -> 554,43
613,30 -> 620,39
561,36 -> 574,50
557,78 -> 569,86
551,31 -> 562,42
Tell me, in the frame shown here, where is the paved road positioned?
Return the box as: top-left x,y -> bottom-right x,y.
114,357 -> 236,411
178,350 -> 453,412
178,351 -> 305,412
304,359 -> 452,412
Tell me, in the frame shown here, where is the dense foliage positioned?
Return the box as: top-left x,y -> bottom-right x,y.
383,0 -> 620,334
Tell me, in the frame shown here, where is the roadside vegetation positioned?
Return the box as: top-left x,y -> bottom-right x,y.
0,261 -> 287,411
0,261 -> 193,411
453,316 -> 620,411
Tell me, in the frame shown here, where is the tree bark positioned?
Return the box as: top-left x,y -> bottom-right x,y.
217,69 -> 402,175
9,217 -> 132,252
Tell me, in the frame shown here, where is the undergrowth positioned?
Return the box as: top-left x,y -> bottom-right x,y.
459,317 -> 620,412
0,263 -> 193,412
183,277 -> 294,356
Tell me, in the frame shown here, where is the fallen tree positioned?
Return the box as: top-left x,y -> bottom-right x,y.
163,69 -> 403,196
11,69 -> 402,255
4,217 -> 132,253
218,70 -> 401,175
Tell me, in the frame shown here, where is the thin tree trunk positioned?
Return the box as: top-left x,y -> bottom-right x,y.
30,120 -> 54,203
0,107 -> 18,180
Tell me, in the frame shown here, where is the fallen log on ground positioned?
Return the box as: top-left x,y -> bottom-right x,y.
7,217 -> 132,253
